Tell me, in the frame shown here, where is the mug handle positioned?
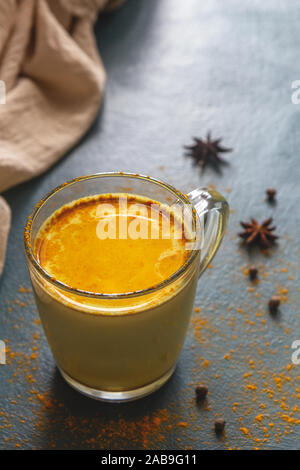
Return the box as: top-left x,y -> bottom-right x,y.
187,188 -> 229,277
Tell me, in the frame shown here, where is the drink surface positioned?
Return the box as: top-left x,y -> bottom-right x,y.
34,193 -> 190,294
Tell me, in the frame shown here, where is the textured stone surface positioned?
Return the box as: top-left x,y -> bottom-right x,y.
0,0 -> 299,450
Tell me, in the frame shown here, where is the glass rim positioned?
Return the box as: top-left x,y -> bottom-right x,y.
24,172 -> 199,299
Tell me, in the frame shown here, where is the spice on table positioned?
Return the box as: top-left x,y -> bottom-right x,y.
184,132 -> 232,171
214,418 -> 226,434
249,266 -> 258,281
266,188 -> 276,201
239,218 -> 278,248
195,385 -> 208,401
268,296 -> 281,314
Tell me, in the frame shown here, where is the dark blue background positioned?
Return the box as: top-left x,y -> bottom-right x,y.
0,0 -> 299,450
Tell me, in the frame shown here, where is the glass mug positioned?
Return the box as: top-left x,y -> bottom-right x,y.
24,173 -> 229,401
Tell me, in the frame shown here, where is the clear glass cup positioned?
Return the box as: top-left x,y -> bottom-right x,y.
24,173 -> 229,402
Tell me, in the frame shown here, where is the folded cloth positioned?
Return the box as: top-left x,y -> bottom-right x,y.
0,0 -> 124,275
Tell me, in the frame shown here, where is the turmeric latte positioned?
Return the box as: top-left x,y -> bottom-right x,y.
34,194 -> 190,294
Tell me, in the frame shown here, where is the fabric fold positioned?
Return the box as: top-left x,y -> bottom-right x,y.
0,196 -> 11,275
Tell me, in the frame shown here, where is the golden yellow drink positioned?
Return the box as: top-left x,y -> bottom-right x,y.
32,194 -> 199,393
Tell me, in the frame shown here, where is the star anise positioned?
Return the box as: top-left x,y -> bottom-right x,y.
184,132 -> 232,170
239,218 -> 278,248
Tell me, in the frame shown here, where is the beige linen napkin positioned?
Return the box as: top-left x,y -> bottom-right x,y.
0,0 -> 124,275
